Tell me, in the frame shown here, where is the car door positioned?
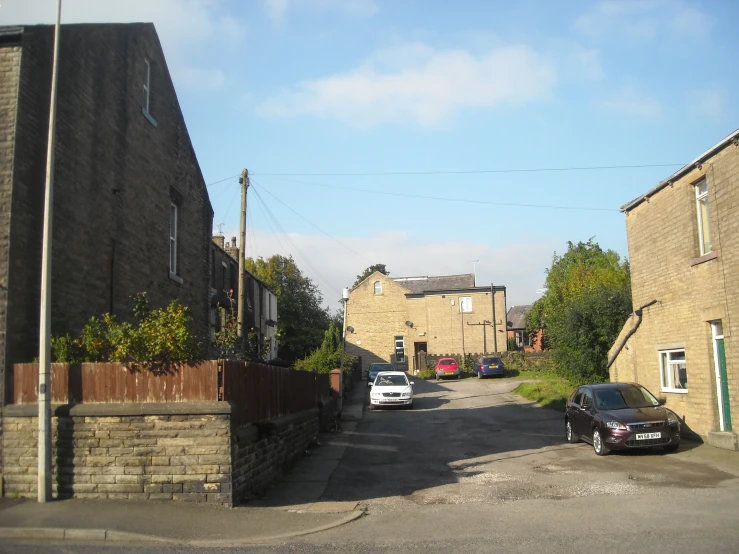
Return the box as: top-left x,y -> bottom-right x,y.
577,387 -> 596,439
568,388 -> 586,437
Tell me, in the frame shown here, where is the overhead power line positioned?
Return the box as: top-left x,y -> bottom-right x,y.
265,176 -> 620,212
206,174 -> 240,187
251,163 -> 686,177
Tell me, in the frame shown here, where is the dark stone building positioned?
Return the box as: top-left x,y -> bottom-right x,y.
0,23 -> 213,471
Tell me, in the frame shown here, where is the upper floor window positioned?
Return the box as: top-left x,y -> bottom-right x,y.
374,281 -> 382,295
695,179 -> 712,255
660,349 -> 688,393
459,296 -> 472,313
169,203 -> 178,276
142,58 -> 158,127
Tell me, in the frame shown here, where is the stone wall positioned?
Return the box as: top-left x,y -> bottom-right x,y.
610,136 -> 739,441
2,400 -> 328,506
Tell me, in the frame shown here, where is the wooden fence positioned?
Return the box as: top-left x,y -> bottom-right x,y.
12,361 -> 331,426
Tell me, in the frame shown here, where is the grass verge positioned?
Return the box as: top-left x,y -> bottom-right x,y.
513,378 -> 574,412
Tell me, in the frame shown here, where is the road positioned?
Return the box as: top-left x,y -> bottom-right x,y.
4,376 -> 739,553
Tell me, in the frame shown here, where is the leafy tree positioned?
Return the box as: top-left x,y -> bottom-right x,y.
295,321 -> 356,374
526,240 -> 632,382
245,255 -> 330,363
353,264 -> 389,287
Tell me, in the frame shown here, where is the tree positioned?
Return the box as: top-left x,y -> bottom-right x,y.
295,320 -> 356,374
526,240 -> 632,381
353,264 -> 389,287
245,255 -> 330,363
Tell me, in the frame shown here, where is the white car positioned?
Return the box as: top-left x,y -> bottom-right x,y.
369,371 -> 414,410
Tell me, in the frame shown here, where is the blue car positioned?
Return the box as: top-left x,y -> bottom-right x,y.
473,356 -> 505,378
367,362 -> 395,387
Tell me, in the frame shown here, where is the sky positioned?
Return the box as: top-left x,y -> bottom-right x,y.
2,0 -> 737,312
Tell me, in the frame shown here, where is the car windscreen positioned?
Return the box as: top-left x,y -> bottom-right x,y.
594,386 -> 660,410
375,375 -> 408,387
482,357 -> 501,364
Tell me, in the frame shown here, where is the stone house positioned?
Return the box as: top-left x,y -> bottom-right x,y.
0,24 -> 214,467
345,272 -> 507,373
608,129 -> 739,451
506,305 -> 543,352
209,235 -> 278,360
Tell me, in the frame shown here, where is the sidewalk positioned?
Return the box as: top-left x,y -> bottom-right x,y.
0,383 -> 368,547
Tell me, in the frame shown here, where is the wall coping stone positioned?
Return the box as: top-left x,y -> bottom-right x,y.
2,401 -> 234,418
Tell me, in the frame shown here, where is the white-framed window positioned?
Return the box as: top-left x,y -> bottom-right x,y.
695,179 -> 712,255
659,349 -> 688,393
374,281 -> 382,295
394,335 -> 405,363
143,58 -> 151,112
459,296 -> 472,313
169,203 -> 178,275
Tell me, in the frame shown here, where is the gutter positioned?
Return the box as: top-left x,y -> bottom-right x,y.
606,299 -> 658,370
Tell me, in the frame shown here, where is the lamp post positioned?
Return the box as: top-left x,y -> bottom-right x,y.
338,287 -> 350,412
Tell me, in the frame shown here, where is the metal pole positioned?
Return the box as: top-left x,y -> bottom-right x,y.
39,0 -> 62,503
237,169 -> 248,347
338,289 -> 349,413
483,321 -> 487,354
491,283 -> 498,354
461,310 -> 465,356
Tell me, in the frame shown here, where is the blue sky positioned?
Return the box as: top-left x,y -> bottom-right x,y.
3,0 -> 737,310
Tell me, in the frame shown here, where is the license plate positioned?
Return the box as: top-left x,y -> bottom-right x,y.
445,371 -> 455,374
488,365 -> 497,369
635,432 -> 661,440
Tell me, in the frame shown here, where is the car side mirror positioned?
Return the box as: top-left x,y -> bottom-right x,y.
368,382 -> 373,387
658,398 -> 666,405
410,381 -> 415,386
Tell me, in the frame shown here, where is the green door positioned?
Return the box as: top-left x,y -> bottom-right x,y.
717,338 -> 732,431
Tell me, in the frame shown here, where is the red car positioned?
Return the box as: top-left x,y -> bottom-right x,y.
434,357 -> 461,380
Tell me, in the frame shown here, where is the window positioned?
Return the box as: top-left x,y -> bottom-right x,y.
142,58 -> 157,127
581,388 -> 593,408
394,335 -> 405,363
374,281 -> 382,295
695,179 -> 712,255
459,296 -> 472,313
660,349 -> 688,392
221,261 -> 227,291
169,203 -> 178,275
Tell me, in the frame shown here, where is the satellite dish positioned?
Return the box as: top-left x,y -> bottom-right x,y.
405,321 -> 413,328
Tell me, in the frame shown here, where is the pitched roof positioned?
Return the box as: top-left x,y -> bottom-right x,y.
506,305 -> 531,330
393,274 -> 475,294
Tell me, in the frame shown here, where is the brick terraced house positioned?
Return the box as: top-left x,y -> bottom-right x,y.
0,24 -> 214,470
345,272 -> 507,374
608,129 -> 739,450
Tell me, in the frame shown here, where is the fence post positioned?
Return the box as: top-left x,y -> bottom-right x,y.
330,369 -> 342,414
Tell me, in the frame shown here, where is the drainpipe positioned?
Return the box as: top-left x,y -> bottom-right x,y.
606,299 -> 659,370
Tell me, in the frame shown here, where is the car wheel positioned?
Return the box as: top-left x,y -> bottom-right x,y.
566,420 -> 579,443
477,371 -> 483,379
369,404 -> 375,411
663,443 -> 679,453
457,374 -> 462,380
592,429 -> 609,456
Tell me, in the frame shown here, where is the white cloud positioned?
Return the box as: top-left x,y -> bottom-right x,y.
257,43 -> 557,126
237,229 -> 555,310
598,84 -> 662,118
0,0 -> 243,92
575,0 -> 712,42
686,89 -> 726,118
262,0 -> 378,24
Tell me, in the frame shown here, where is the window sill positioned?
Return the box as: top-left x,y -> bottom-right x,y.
169,272 -> 183,285
661,388 -> 688,394
142,107 -> 158,128
691,250 -> 718,267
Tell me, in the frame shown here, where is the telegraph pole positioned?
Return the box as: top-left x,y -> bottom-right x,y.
39,0 -> 62,503
237,169 -> 249,349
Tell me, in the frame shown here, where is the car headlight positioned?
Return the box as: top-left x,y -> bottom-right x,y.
667,412 -> 679,426
604,421 -> 627,430
401,392 -> 410,398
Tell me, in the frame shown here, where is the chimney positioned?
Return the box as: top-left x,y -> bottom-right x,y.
225,236 -> 239,261
212,235 -> 225,249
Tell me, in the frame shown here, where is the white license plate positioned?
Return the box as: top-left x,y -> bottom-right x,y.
635,432 -> 661,440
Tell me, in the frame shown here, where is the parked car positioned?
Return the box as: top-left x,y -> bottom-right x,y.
434,357 -> 461,380
369,371 -> 414,410
367,362 -> 394,388
565,382 -> 680,456
473,355 -> 505,378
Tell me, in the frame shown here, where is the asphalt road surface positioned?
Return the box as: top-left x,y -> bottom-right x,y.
4,376 -> 739,553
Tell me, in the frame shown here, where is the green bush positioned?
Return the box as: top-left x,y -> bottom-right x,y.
417,368 -> 435,380
507,336 -> 518,352
460,354 -> 474,376
295,321 -> 356,374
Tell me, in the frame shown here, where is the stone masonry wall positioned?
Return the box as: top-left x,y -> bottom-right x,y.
3,403 -> 233,504
231,408 -> 319,504
0,44 -> 22,477
611,138 -> 739,439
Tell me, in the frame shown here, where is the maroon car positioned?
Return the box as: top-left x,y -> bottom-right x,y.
565,382 -> 680,456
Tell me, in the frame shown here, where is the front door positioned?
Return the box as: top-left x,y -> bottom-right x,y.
712,322 -> 732,431
414,342 -> 428,371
